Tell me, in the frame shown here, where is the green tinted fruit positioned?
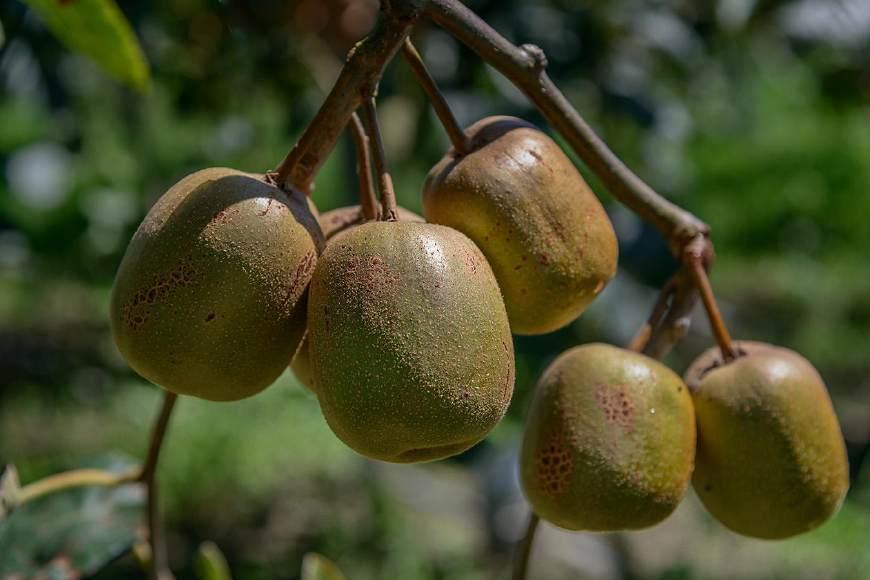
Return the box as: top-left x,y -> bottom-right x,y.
307,221 -> 515,463
521,343 -> 695,531
111,167 -> 324,401
685,341 -> 849,539
289,205 -> 423,394
423,116 -> 618,335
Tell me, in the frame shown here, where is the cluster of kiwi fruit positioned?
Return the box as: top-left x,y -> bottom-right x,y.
110,115 -> 848,539
520,341 -> 848,539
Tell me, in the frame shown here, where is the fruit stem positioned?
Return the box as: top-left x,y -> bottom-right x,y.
512,512 -> 539,580
361,98 -> 400,221
685,242 -> 736,362
627,277 -> 677,353
401,38 -> 471,155
137,391 -> 179,580
272,2 -> 421,193
349,112 -> 381,221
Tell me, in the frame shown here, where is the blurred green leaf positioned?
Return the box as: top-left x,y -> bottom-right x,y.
196,541 -> 232,580
302,553 -> 347,580
0,455 -> 145,577
0,465 -> 21,520
0,17 -> 5,49
23,0 -> 150,91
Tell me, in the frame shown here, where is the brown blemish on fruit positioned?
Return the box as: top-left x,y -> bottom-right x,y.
210,207 -> 239,225
258,198 -> 275,216
205,312 -> 216,322
537,434 -> 573,497
278,250 -> 316,316
595,384 -> 635,430
462,250 -> 479,274
121,257 -> 197,329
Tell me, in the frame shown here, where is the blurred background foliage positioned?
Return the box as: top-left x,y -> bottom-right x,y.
1,0 -> 869,578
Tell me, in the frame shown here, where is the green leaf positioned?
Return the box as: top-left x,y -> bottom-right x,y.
23,0 -> 150,91
301,553 -> 347,580
0,455 -> 145,577
196,541 -> 232,580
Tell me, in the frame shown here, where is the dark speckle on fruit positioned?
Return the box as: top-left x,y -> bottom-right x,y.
307,221 -> 514,464
110,167 -> 321,402
520,343 -> 695,532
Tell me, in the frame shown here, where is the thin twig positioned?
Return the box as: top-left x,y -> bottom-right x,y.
138,392 -> 179,580
137,392 -> 178,484
627,277 -> 678,353
147,481 -> 173,580
7,392 -> 179,579
272,0 -> 709,259
14,468 -> 138,506
349,112 -> 380,220
272,2 -> 422,193
360,98 -> 399,221
512,512 -> 540,580
644,270 -> 698,360
401,38 -> 470,154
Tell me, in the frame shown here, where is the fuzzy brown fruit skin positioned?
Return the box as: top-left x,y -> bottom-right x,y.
521,343 -> 695,531
685,341 -> 849,539
422,116 -> 618,335
307,221 -> 515,463
289,205 -> 423,394
111,167 -> 324,402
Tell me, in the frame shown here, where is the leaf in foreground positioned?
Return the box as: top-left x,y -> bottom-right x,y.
23,0 -> 150,91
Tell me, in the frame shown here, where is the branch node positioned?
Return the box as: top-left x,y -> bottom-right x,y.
520,43 -> 548,71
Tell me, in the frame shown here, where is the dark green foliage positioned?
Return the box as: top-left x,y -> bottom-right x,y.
0,455 -> 143,578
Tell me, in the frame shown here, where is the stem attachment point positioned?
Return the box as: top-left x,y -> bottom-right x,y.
361,98 -> 399,221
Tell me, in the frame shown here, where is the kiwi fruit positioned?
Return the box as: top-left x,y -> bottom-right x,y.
307,220 -> 515,463
685,341 -> 849,539
521,343 -> 695,531
289,205 -> 423,393
111,167 -> 324,402
422,116 -> 618,335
